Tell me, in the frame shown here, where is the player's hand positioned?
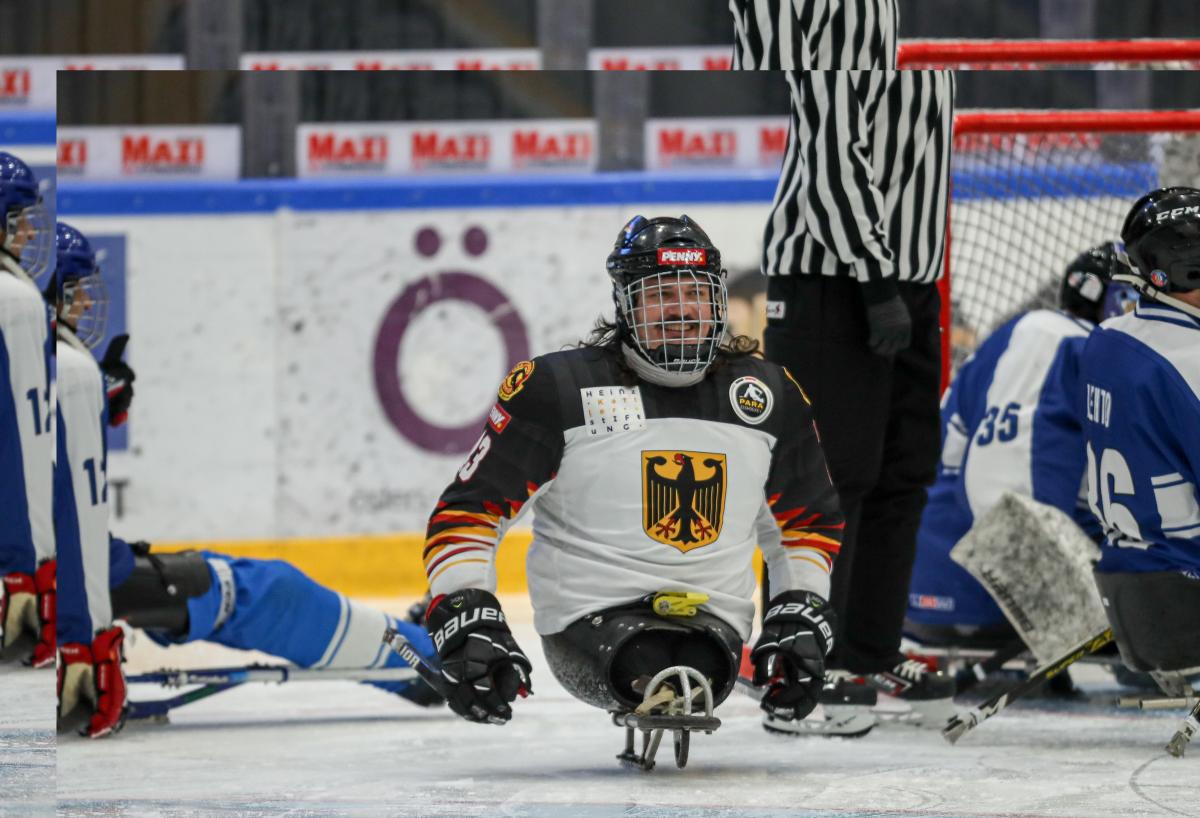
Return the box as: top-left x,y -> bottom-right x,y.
425,589 -> 532,725
99,334 -> 135,426
29,559 -> 56,669
0,571 -> 37,655
750,591 -> 836,721
57,626 -> 128,738
863,286 -> 912,357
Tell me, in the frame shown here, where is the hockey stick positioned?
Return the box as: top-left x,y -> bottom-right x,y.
129,664 -> 421,687
1166,698 -> 1200,758
382,627 -> 450,697
954,639 -> 1030,694
943,628 -> 1113,745
127,664 -> 421,720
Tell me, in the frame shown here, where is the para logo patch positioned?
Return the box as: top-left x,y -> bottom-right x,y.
498,360 -> 535,401
729,376 -> 773,424
642,451 -> 727,553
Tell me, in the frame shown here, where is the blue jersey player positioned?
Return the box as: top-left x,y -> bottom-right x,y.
1086,187 -> 1200,681
0,151 -> 54,666
52,223 -> 439,738
906,245 -> 1135,646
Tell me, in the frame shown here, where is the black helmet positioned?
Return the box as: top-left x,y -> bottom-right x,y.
605,215 -> 728,385
1119,186 -> 1200,293
1060,243 -> 1117,322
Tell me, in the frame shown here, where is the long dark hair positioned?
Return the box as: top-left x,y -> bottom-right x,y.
575,316 -> 761,381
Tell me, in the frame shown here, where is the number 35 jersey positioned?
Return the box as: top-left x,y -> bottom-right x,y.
1081,302 -> 1200,578
422,346 -> 845,640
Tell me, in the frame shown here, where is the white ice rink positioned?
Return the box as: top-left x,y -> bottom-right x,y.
56,598 -> 1196,818
0,663 -> 55,816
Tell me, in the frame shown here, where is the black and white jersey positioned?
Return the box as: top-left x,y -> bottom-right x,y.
762,70 -> 955,286
730,0 -> 899,69
423,346 -> 845,640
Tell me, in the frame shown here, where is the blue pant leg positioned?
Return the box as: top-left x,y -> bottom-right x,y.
907,493 -> 1007,630
181,553 -> 436,671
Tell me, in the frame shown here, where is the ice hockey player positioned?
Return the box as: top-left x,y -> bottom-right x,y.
420,214 -> 848,737
51,222 -> 440,738
0,151 -> 54,666
906,245 -> 1137,652
1084,188 -> 1200,693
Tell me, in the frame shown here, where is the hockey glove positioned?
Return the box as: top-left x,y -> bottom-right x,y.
750,591 -> 836,721
29,559 -> 56,669
862,281 -> 911,357
99,334 -> 135,427
426,589 -> 532,725
57,626 -> 128,738
1,571 -> 37,655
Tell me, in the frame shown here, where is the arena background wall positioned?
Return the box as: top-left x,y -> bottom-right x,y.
57,173 -> 780,594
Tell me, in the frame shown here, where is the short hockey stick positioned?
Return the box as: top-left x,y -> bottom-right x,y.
1166,698 -> 1200,758
127,664 -> 420,719
943,628 -> 1113,744
382,627 -> 450,697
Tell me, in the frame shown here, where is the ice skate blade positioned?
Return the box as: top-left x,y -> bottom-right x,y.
763,707 -> 877,738
615,712 -> 721,732
874,695 -> 958,729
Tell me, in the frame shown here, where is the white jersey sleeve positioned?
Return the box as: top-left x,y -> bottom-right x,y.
0,274 -> 53,566
56,341 -> 112,631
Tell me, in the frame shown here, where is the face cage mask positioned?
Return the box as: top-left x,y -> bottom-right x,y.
3,202 -> 52,281
61,272 -> 109,349
616,268 -> 728,377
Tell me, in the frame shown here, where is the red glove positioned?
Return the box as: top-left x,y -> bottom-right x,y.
29,559 -> 56,669
1,571 -> 37,654
57,626 -> 128,738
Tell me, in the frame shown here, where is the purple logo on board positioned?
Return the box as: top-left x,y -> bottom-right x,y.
372,225 -> 530,455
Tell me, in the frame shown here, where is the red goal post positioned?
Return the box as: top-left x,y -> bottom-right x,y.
940,108 -> 1200,390
899,38 -> 1200,69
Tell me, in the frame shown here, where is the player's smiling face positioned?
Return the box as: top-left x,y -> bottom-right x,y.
632,273 -> 716,350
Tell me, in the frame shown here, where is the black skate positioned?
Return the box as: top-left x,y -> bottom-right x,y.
864,657 -> 957,728
761,670 -> 878,738
612,665 -> 721,771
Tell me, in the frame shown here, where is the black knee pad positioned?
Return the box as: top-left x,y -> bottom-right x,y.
110,550 -> 215,638
541,602 -> 742,711
1094,569 -> 1200,672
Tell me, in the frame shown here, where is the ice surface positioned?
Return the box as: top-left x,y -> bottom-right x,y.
0,663 -> 55,817
56,597 -> 1197,818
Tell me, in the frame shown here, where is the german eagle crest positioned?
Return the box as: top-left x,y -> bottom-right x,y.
642,450 -> 727,552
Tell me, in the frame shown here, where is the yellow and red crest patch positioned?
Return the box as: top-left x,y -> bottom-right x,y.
642,450 -> 727,553
498,360 -> 535,401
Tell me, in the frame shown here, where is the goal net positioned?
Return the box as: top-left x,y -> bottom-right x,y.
943,109 -> 1200,377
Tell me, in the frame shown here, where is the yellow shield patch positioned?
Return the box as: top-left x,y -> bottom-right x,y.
498,360 -> 535,401
642,450 -> 727,553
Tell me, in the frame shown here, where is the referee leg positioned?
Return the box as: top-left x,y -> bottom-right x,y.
762,276 -> 892,650
839,282 -> 942,672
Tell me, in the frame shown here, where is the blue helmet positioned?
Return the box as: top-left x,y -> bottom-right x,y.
56,222 -> 108,348
0,151 -> 52,279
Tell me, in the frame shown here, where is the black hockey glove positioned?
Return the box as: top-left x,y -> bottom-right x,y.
750,590 -> 836,721
862,281 -> 911,357
99,334 -> 135,427
426,589 -> 532,725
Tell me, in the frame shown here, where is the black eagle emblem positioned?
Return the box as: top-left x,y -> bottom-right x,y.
643,451 -> 727,552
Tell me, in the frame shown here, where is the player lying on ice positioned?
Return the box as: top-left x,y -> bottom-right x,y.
51,222 -> 441,738
905,244 -> 1138,689
416,214 -> 851,765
